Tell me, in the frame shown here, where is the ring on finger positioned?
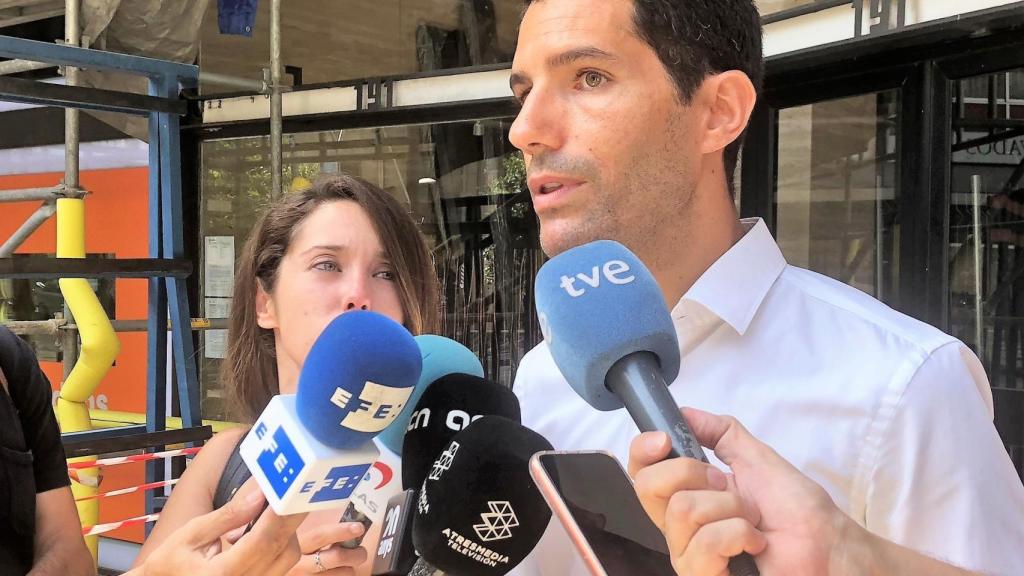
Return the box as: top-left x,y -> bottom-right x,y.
313,550 -> 326,573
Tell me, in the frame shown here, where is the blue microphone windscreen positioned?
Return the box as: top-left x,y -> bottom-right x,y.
296,311 -> 422,449
533,241 -> 680,411
376,335 -> 485,454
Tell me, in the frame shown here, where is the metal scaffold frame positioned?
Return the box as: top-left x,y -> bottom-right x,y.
0,29 -> 209,554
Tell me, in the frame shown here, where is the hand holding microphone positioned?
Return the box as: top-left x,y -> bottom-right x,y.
629,408 -> 851,576
534,241 -> 760,576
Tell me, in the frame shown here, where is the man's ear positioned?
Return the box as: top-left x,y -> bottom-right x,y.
255,282 -> 278,330
698,70 -> 758,156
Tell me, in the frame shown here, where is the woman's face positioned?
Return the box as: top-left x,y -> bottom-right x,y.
255,200 -> 406,392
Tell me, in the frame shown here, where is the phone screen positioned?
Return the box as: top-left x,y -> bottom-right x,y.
537,452 -> 675,576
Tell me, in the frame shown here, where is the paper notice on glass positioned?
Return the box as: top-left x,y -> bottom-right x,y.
204,236 -> 235,298
204,297 -> 231,359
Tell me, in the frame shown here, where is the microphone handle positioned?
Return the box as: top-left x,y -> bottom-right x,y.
606,351 -> 760,576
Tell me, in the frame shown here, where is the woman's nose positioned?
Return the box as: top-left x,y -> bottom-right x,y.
343,277 -> 372,312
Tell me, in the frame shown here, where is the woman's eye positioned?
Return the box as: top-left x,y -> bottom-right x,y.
313,261 -> 339,272
582,71 -> 605,89
375,269 -> 396,281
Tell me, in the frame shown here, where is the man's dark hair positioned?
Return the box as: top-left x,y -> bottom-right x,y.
523,0 -> 764,194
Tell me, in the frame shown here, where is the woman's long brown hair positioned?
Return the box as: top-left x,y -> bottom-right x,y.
222,174 -> 440,423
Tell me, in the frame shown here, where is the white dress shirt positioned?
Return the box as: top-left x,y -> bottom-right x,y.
510,218 -> 1024,575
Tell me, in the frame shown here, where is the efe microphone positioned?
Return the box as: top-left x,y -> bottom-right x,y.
239,310 -> 422,514
534,240 -> 760,576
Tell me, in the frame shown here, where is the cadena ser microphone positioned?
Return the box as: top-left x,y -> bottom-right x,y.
239,310 -> 422,515
372,373 -> 521,575
412,416 -> 553,575
344,335 -> 484,549
533,241 -> 760,576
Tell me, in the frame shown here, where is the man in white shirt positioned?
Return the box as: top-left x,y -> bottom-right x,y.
506,0 -> 1024,574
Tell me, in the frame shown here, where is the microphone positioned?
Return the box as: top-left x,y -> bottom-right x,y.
372,373 -> 522,575
376,335 -> 485,456
412,416 -> 553,575
343,335 -> 485,549
239,310 -> 422,514
533,240 -> 761,576
401,373 -> 522,491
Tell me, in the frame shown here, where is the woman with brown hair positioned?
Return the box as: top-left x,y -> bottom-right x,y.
133,174 -> 440,575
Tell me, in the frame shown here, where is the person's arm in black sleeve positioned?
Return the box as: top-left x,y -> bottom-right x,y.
2,329 -> 93,576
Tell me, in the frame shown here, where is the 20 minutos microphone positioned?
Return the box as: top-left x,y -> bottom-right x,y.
534,240 -> 761,576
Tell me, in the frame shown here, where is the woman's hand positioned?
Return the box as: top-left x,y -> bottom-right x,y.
131,484 -> 307,576
287,522 -> 369,575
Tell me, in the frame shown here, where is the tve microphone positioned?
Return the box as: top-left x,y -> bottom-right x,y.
345,335 -> 483,549
371,374 -> 521,575
401,373 -> 522,490
239,311 -> 422,514
412,416 -> 553,575
533,241 -> 760,576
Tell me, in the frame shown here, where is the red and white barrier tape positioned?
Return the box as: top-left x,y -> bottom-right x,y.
68,468 -> 102,487
82,513 -> 161,537
67,446 -> 201,471
74,479 -> 180,502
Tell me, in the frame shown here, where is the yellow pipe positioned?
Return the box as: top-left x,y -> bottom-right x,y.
55,198 -> 119,558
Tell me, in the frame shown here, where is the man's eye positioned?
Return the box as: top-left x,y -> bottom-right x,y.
313,261 -> 339,272
582,71 -> 605,88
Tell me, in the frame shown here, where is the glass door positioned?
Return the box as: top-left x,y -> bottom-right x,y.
775,90 -> 901,306
947,65 -> 1024,476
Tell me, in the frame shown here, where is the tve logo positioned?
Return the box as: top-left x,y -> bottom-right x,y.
559,260 -> 635,297
255,423 -> 306,499
302,463 -> 372,503
330,381 -> 414,433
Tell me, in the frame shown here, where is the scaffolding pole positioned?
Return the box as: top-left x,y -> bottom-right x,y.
0,202 -> 56,257
269,0 -> 283,197
0,58 -> 52,76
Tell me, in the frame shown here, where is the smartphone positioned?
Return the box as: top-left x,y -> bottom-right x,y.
530,450 -> 676,576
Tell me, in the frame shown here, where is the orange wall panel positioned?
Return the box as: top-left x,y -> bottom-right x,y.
1,167 -> 152,543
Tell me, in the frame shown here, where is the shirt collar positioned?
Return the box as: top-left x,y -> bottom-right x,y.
670,218 -> 787,335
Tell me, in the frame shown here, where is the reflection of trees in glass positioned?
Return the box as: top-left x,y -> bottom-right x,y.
435,147 -> 543,387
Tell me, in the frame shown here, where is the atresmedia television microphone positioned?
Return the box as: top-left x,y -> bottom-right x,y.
533,240 -> 760,576
341,335 -> 485,547
239,310 -> 422,514
412,416 -> 553,575
372,374 -> 521,575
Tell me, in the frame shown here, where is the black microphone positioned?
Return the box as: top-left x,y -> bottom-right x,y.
412,416 -> 553,575
534,241 -> 760,576
401,373 -> 522,490
371,489 -> 418,575
371,374 -> 522,575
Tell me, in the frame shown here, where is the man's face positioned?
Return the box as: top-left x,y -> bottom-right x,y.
510,0 -> 702,257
